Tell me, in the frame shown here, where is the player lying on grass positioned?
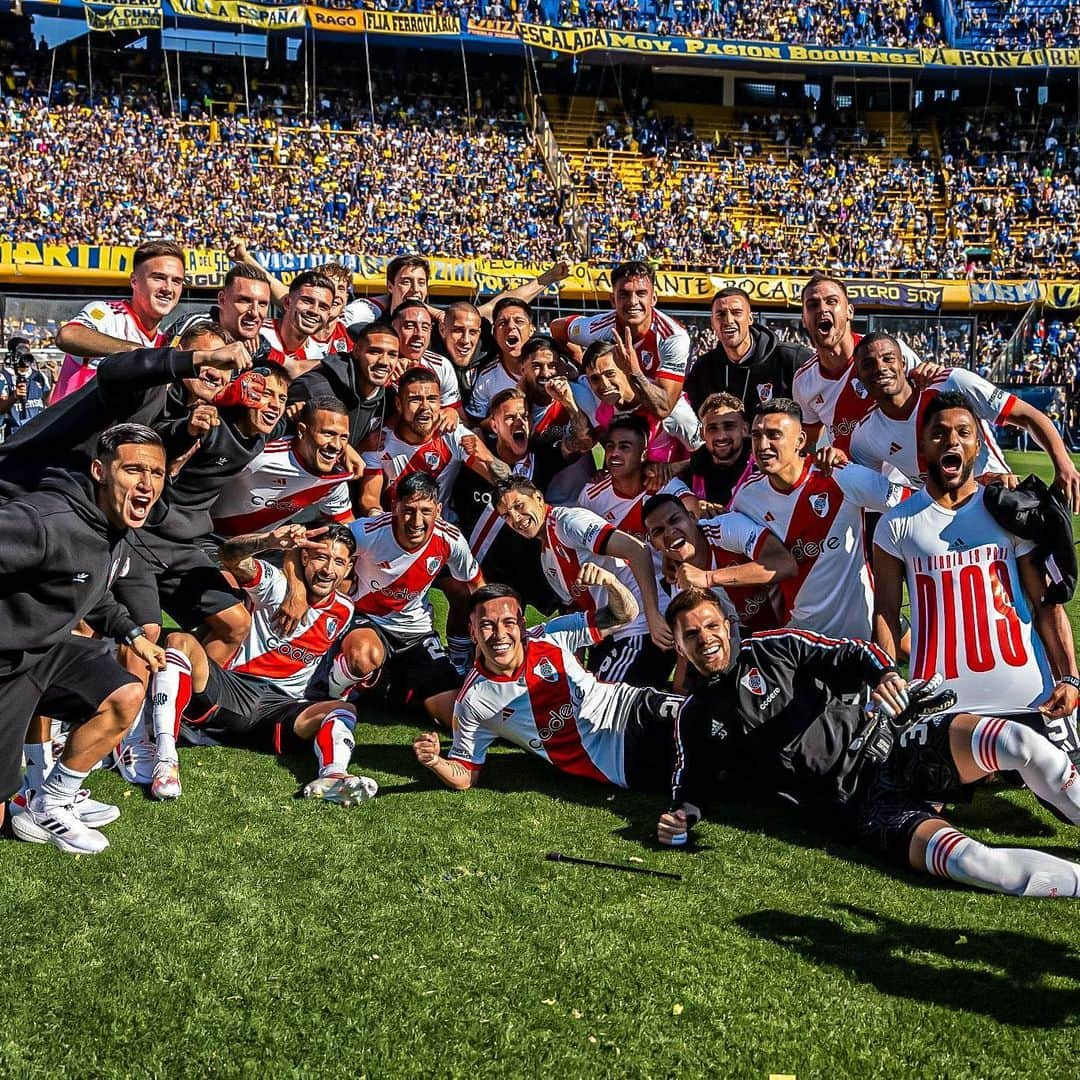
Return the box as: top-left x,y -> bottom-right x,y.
412,572 -> 684,791
659,587 -> 1080,897
126,522 -> 376,806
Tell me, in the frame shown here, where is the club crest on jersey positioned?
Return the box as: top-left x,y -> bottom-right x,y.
741,667 -> 766,696
325,618 -> 338,639
810,493 -> 830,518
756,383 -> 773,403
852,379 -> 869,399
533,658 -> 559,683
425,556 -> 441,575
639,350 -> 654,369
423,451 -> 441,469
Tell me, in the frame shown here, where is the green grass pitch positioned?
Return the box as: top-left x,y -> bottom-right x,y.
2,452 -> 1079,1077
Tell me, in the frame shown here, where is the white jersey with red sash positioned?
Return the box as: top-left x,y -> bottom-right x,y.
696,512 -> 782,632
540,505 -> 646,641
850,369 -> 1014,488
559,309 -> 690,386
363,423 -> 478,508
229,560 -> 353,697
732,460 -> 904,639
793,335 -> 919,453
580,474 -> 691,542
875,486 -> 1054,712
449,613 -> 642,787
310,321 -> 353,358
349,514 -> 480,642
529,379 -> 595,440
212,438 -> 352,536
258,319 -> 322,370
342,295 -> 388,331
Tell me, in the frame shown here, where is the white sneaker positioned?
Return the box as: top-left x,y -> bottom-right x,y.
150,759 -> 182,801
11,799 -> 110,854
11,788 -> 120,828
114,737 -> 156,785
302,774 -> 378,807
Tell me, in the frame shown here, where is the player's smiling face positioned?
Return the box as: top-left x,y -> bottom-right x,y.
711,295 -> 752,357
445,310 -> 482,368
249,375 -> 289,435
523,349 -> 558,400
218,277 -> 271,342
389,267 -> 428,308
355,331 -> 399,387
493,307 -> 534,360
922,406 -> 980,494
801,280 -> 853,351
399,378 -> 441,440
857,339 -> 907,403
585,356 -> 633,406
702,408 -> 747,465
496,488 -> 546,539
393,494 -> 440,550
645,502 -> 700,564
673,601 -> 734,676
751,411 -> 805,476
491,399 -> 530,458
302,540 -> 353,601
614,275 -> 654,334
471,596 -> 526,675
130,255 -> 186,325
604,428 -> 646,483
297,408 -> 349,474
286,285 -> 334,339
93,442 -> 167,529
394,307 -> 432,361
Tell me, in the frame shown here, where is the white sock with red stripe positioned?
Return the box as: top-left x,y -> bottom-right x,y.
925,826 -> 1080,897
970,716 -> 1080,825
151,650 -> 193,764
314,708 -> 357,778
327,653 -> 380,698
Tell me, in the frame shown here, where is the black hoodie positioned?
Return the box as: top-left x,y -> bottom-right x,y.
684,325 -> 812,419
289,352 -> 389,447
0,470 -> 139,675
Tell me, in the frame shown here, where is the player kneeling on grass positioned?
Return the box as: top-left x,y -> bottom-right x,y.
659,587 -> 1080,897
412,569 -> 684,792
135,522 -> 376,806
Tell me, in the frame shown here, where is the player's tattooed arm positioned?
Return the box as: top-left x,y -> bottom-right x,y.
413,732 -> 475,790
220,525 -> 329,586
460,432 -> 510,483
576,563 -> 640,636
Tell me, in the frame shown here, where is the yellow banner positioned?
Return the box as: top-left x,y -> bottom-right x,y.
3,243 -> 1078,311
84,2 -> 163,31
466,16 -> 520,41
304,7 -> 459,36
172,0 -> 304,30
922,46 -> 1080,68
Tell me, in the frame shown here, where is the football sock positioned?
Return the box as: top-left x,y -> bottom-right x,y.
22,741 -> 53,792
925,826 -> 1080,897
314,708 -> 357,777
35,762 -> 90,812
327,653 -> 380,698
447,634 -> 473,674
151,650 -> 193,764
970,716 -> 1080,824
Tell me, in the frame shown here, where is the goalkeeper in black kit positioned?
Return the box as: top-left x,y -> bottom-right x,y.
660,587 -> 1080,897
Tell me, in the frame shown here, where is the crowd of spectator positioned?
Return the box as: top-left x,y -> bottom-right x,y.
956,0 -> 1080,49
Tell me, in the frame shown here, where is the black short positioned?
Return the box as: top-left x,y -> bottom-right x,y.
186,660 -> 313,756
113,531 -> 245,630
0,638 -> 138,799
308,614 -> 461,710
588,634 -> 674,689
622,687 -> 686,792
850,713 -> 968,866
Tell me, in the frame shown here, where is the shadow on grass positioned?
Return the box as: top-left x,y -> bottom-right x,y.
737,903 -> 1080,1028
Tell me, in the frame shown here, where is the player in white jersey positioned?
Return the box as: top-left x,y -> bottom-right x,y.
792,274 -> 922,453
464,298 -> 536,422
258,271 -> 335,378
850,332 -> 1080,508
212,398 -> 354,537
359,367 -> 508,516
732,398 -> 905,640
391,300 -> 462,413
580,413 -> 699,541
312,472 -> 483,725
494,476 -> 676,685
874,390 -> 1080,756
518,335 -> 594,448
412,577 -> 685,791
127,524 -> 374,806
641,493 -> 797,638
550,260 -> 689,418
578,340 -> 702,464
53,240 -> 185,402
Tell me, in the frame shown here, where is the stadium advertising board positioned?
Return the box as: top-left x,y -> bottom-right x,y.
172,0 -> 303,30
83,0 -> 162,30
7,243 -> 1076,312
304,7 -> 460,36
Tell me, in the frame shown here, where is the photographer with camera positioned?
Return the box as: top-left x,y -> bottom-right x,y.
0,339 -> 51,440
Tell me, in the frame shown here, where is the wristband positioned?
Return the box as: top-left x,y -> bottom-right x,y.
1058,675 -> 1080,690
124,627 -> 146,647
